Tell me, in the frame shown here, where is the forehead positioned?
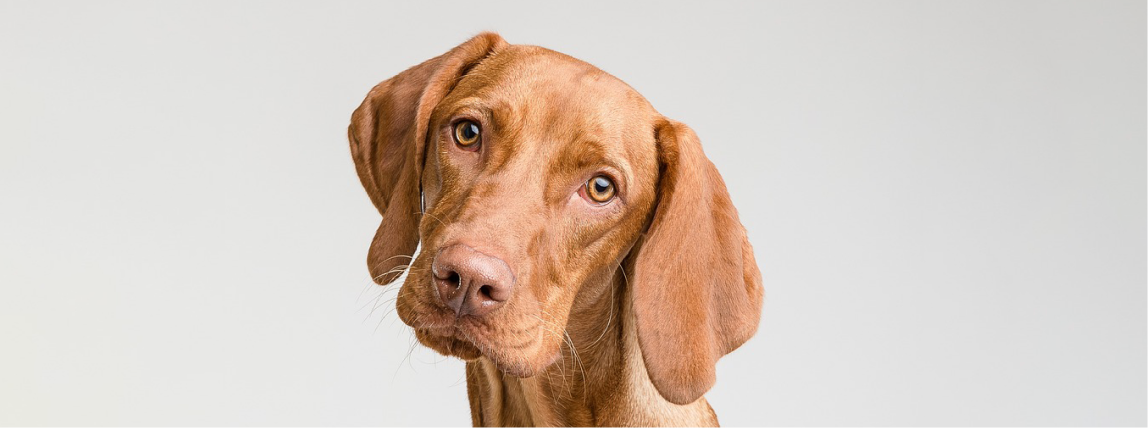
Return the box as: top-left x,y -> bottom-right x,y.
451,45 -> 657,144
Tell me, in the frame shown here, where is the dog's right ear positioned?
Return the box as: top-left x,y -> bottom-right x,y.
349,32 -> 506,284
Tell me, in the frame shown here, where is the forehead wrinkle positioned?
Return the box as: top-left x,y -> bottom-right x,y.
550,138 -> 600,176
548,137 -> 632,185
485,97 -> 526,173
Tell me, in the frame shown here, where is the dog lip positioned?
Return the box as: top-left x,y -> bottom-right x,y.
417,326 -> 539,376
413,313 -> 479,342
409,304 -> 546,376
421,325 -> 456,337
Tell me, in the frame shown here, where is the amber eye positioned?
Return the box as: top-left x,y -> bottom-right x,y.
586,175 -> 616,203
453,120 -> 481,148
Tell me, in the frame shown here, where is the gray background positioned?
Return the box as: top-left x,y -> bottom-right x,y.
1,0 -> 1144,426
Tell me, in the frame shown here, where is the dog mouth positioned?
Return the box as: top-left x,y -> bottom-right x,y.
413,326 -> 484,361
395,268 -> 557,377
409,317 -> 555,377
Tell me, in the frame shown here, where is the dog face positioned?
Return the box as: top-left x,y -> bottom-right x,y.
350,33 -> 762,405
402,45 -> 662,376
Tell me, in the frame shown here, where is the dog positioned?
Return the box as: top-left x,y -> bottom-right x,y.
349,32 -> 763,426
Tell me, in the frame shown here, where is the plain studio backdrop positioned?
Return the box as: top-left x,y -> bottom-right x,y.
1,1 -> 1144,426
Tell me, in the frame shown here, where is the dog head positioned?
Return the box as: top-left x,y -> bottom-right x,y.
349,33 -> 762,405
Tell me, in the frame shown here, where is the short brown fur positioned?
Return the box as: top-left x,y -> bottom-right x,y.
349,33 -> 763,426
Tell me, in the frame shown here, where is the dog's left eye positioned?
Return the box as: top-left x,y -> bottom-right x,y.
586,175 -> 616,203
453,120 -> 481,149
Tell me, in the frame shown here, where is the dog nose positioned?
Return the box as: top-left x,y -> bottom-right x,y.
431,244 -> 514,317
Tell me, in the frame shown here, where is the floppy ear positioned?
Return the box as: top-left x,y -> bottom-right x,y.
348,32 -> 506,284
630,119 -> 764,405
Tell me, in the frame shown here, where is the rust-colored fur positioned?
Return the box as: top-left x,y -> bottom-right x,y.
349,33 -> 763,426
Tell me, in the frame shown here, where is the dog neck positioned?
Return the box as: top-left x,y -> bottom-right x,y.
463,269 -> 719,426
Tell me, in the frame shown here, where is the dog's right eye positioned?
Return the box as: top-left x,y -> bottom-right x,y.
453,120 -> 481,149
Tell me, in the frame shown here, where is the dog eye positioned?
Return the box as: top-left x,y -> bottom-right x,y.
586,175 -> 616,203
453,120 -> 481,148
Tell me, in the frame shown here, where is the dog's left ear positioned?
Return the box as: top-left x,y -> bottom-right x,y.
348,33 -> 506,284
630,119 -> 764,405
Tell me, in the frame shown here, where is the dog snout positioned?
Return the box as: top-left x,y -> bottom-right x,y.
431,244 -> 515,317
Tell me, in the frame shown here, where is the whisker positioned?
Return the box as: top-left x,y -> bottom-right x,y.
585,263 -> 624,349
420,210 -> 450,229
392,331 -> 417,383
358,284 -> 400,314
541,308 -> 588,398
356,261 -> 411,303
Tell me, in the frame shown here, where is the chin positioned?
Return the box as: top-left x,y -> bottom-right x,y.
408,317 -> 560,378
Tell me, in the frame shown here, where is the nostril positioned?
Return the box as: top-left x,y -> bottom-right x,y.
477,284 -> 493,301
432,244 -> 514,316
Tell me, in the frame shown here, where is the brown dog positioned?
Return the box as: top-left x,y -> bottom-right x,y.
349,33 -> 763,426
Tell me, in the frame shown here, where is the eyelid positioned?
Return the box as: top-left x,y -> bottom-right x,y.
449,116 -> 483,130
447,103 -> 489,128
